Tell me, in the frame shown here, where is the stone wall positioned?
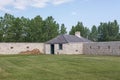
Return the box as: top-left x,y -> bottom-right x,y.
44,44 -> 50,54
0,42 -> 120,55
0,43 -> 44,54
62,43 -> 83,54
83,42 -> 120,55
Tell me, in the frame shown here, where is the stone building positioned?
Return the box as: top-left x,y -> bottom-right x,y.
45,32 -> 91,54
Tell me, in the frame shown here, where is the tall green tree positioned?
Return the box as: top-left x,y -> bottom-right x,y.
60,24 -> 67,34
28,15 -> 44,42
2,13 -> 15,42
69,26 -> 76,35
89,25 -> 98,41
75,22 -> 84,36
83,27 -> 90,38
69,22 -> 90,38
10,17 -> 23,42
69,22 -> 84,35
98,20 -> 119,41
42,16 -> 59,41
0,16 -> 4,41
19,17 -> 31,42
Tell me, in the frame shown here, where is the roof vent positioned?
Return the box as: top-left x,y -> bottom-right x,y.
75,31 -> 81,38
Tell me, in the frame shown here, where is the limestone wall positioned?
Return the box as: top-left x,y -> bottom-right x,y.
83,42 -> 120,55
62,43 -> 83,54
0,43 -> 44,54
1,42 -> 120,55
44,44 -> 50,54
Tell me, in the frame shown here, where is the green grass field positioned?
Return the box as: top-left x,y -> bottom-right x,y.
0,54 -> 120,80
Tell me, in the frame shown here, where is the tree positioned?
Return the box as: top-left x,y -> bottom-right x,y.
19,17 -> 31,42
83,27 -> 90,38
42,16 -> 59,41
28,15 -> 44,42
0,17 -> 4,41
69,26 -> 76,35
69,22 -> 90,38
10,17 -> 23,42
59,24 -> 67,34
2,13 -> 15,42
75,22 -> 84,36
89,25 -> 98,41
98,20 -> 119,41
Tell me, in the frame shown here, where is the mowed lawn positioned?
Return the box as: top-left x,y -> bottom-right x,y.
0,55 -> 120,80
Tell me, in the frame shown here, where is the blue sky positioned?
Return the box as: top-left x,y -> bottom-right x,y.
0,0 -> 120,31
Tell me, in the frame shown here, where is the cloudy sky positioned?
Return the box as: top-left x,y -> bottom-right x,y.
0,0 -> 120,31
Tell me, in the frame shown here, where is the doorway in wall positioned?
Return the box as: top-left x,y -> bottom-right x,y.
51,44 -> 54,54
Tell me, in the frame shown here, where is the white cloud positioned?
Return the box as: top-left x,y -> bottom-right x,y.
0,0 -> 73,12
0,7 -> 12,13
0,0 -> 13,7
0,0 -> 13,12
13,0 -> 29,10
31,0 -> 49,8
52,0 -> 73,5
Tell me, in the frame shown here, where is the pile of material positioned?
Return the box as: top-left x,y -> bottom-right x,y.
20,48 -> 41,54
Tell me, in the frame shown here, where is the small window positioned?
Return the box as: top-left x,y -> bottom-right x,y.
26,46 -> 29,49
10,47 -> 13,49
76,50 -> 78,52
59,44 -> 63,50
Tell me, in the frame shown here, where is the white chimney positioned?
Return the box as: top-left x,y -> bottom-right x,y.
75,31 -> 81,38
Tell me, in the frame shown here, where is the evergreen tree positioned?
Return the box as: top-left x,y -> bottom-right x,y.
0,17 -> 4,41
2,13 -> 15,42
89,25 -> 98,41
83,27 -> 90,38
28,15 -> 43,42
98,20 -> 119,41
60,24 -> 67,34
69,22 -> 90,38
43,16 -> 59,41
69,26 -> 76,35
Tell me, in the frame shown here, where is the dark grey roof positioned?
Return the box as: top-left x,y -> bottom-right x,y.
46,34 -> 91,44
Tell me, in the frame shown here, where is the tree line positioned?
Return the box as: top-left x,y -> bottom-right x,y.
0,13 -> 67,42
0,13 -> 120,42
70,20 -> 120,41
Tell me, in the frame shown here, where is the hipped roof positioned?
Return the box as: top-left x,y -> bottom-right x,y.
46,34 -> 91,44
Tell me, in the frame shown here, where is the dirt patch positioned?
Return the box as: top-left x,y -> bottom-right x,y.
20,48 -> 41,54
